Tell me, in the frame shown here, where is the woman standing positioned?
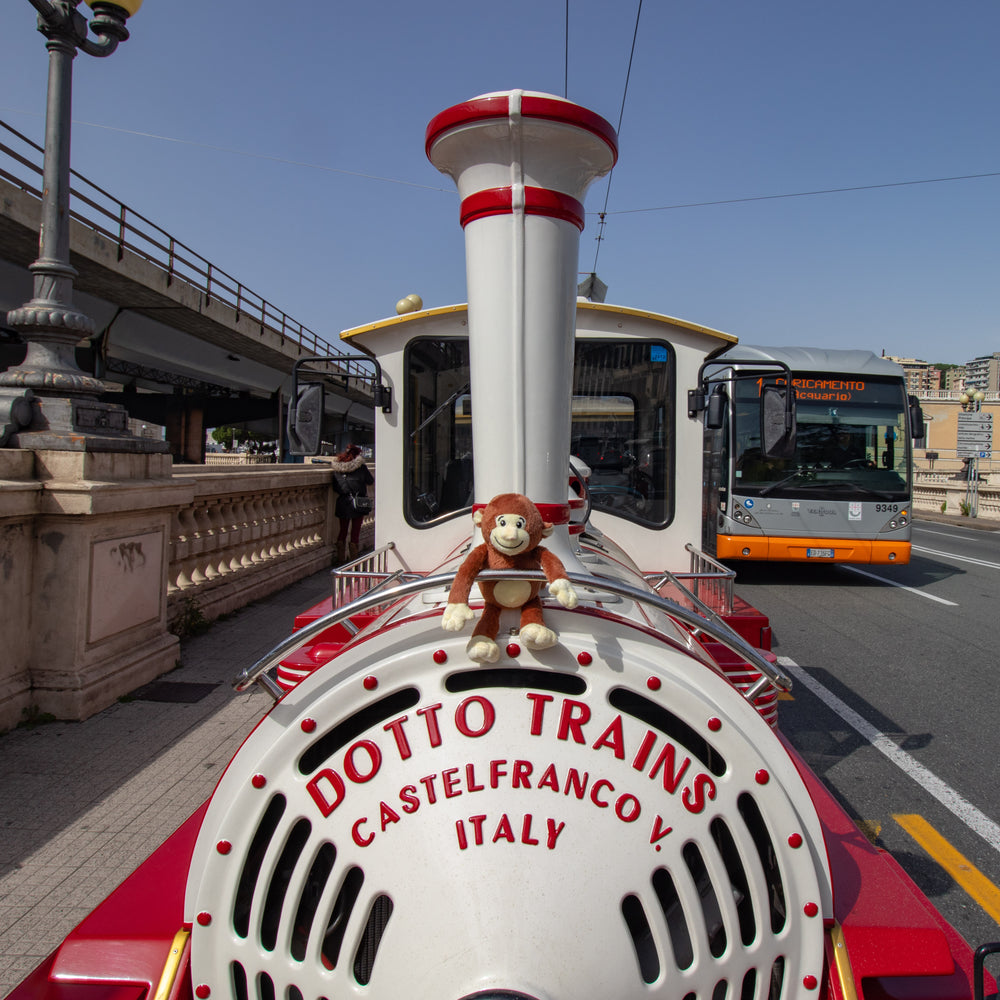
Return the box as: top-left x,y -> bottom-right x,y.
330,444 -> 374,562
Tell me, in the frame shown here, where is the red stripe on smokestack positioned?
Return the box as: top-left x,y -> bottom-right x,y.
460,187 -> 587,231
425,94 -> 618,163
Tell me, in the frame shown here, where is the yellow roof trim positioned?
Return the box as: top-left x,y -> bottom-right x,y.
340,300 -> 737,344
576,301 -> 738,343
340,304 -> 469,341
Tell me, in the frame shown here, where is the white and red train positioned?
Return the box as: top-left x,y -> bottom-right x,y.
10,90 -> 998,1000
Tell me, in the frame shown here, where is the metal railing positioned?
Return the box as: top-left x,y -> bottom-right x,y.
0,119 -> 372,387
233,568 -> 790,702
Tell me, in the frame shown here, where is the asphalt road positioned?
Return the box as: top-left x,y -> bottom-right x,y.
731,516 -> 1000,956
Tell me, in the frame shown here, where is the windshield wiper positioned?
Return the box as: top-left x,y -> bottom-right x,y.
758,470 -> 812,496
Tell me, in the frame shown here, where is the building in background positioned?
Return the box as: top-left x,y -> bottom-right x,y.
883,355 -> 942,394
962,352 -> 1000,394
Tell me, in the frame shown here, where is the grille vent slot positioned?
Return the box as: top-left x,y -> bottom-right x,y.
298,687 -> 420,775
738,792 -> 787,933
609,687 -> 726,776
234,794 -> 287,938
354,894 -> 394,984
621,893 -> 658,983
291,843 -> 337,961
261,818 -> 312,951
624,796 -> 792,986
446,668 -> 586,695
321,865 -> 365,970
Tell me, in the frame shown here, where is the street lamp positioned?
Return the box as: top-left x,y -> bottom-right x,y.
1,0 -> 147,450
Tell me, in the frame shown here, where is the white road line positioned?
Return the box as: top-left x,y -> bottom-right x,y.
912,544 -> 1000,570
779,656 -> 1000,856
840,564 -> 959,605
914,525 -> 995,542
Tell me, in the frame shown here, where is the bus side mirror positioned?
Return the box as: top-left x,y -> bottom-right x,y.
761,385 -> 796,459
287,383 -> 324,456
706,385 -> 728,429
908,395 -> 925,440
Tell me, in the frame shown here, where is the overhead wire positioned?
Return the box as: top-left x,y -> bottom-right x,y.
591,0 -> 643,274
601,171 -> 1000,215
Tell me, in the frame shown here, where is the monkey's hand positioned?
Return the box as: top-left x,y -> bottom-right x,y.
442,602 -> 475,631
548,578 -> 578,609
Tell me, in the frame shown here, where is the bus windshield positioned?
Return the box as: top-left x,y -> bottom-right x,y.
732,373 -> 910,499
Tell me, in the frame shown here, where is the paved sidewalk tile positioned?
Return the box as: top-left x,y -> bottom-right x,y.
0,569 -> 332,997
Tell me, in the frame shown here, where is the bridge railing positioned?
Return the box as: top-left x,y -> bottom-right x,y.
0,120 -> 374,386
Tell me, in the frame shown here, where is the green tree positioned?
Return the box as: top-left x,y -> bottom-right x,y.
210,425 -> 274,453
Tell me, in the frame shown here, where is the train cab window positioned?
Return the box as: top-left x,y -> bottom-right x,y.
572,340 -> 673,527
404,338 -> 473,525
404,337 -> 673,528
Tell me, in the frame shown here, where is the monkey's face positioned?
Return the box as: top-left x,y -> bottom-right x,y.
489,513 -> 533,556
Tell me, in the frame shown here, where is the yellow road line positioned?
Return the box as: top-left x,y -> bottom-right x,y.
894,813 -> 1000,925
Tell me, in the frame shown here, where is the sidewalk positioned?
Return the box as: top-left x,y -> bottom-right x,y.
0,567 -> 333,997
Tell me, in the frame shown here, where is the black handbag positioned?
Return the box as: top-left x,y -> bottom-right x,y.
348,495 -> 373,515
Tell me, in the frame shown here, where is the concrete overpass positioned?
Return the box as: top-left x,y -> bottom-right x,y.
0,119 -> 378,460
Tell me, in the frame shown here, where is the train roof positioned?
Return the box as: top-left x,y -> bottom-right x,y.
714,344 -> 905,378
340,300 -> 738,344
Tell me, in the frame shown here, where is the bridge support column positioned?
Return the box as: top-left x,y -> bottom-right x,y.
165,398 -> 205,464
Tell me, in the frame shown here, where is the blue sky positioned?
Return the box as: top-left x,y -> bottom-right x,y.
2,1 -> 998,365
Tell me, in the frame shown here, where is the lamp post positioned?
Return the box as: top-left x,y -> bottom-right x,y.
1,0 -> 150,450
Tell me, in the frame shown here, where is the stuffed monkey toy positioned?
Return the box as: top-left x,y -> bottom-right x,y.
441,493 -> 578,663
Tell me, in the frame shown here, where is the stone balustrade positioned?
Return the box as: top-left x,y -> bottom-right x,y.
913,470 -> 1000,520
0,453 -> 374,730
166,464 -> 374,625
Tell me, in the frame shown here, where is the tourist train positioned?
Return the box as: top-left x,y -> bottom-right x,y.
10,90 -> 997,1000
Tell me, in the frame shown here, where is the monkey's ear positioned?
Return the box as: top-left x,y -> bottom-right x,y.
541,522 -> 553,538
473,509 -> 484,526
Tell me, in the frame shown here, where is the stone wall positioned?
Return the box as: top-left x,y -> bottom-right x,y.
0,454 -> 372,731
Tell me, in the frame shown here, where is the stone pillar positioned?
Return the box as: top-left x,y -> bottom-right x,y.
0,448 -> 194,728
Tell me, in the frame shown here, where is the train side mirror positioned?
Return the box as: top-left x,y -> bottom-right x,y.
287,383 -> 324,456
908,395 -> 925,440
761,384 -> 796,459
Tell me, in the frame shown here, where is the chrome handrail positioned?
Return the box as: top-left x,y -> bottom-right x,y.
233,569 -> 791,702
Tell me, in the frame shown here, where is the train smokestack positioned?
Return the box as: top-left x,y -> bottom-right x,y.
426,90 -> 617,532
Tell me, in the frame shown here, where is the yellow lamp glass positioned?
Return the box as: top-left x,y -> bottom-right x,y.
86,0 -> 144,15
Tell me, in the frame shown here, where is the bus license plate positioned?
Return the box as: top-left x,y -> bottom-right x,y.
806,548 -> 835,559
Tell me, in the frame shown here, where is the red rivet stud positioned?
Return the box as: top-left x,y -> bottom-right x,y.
251,774 -> 267,789
803,902 -> 818,917
196,985 -> 211,999
507,643 -> 521,658
788,832 -> 803,849
755,769 -> 770,785
577,651 -> 592,666
646,676 -> 662,691
803,976 -> 818,991
216,840 -> 231,855
432,649 -> 448,664
197,911 -> 212,926
707,717 -> 722,732
301,718 -> 317,733
363,675 -> 378,690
